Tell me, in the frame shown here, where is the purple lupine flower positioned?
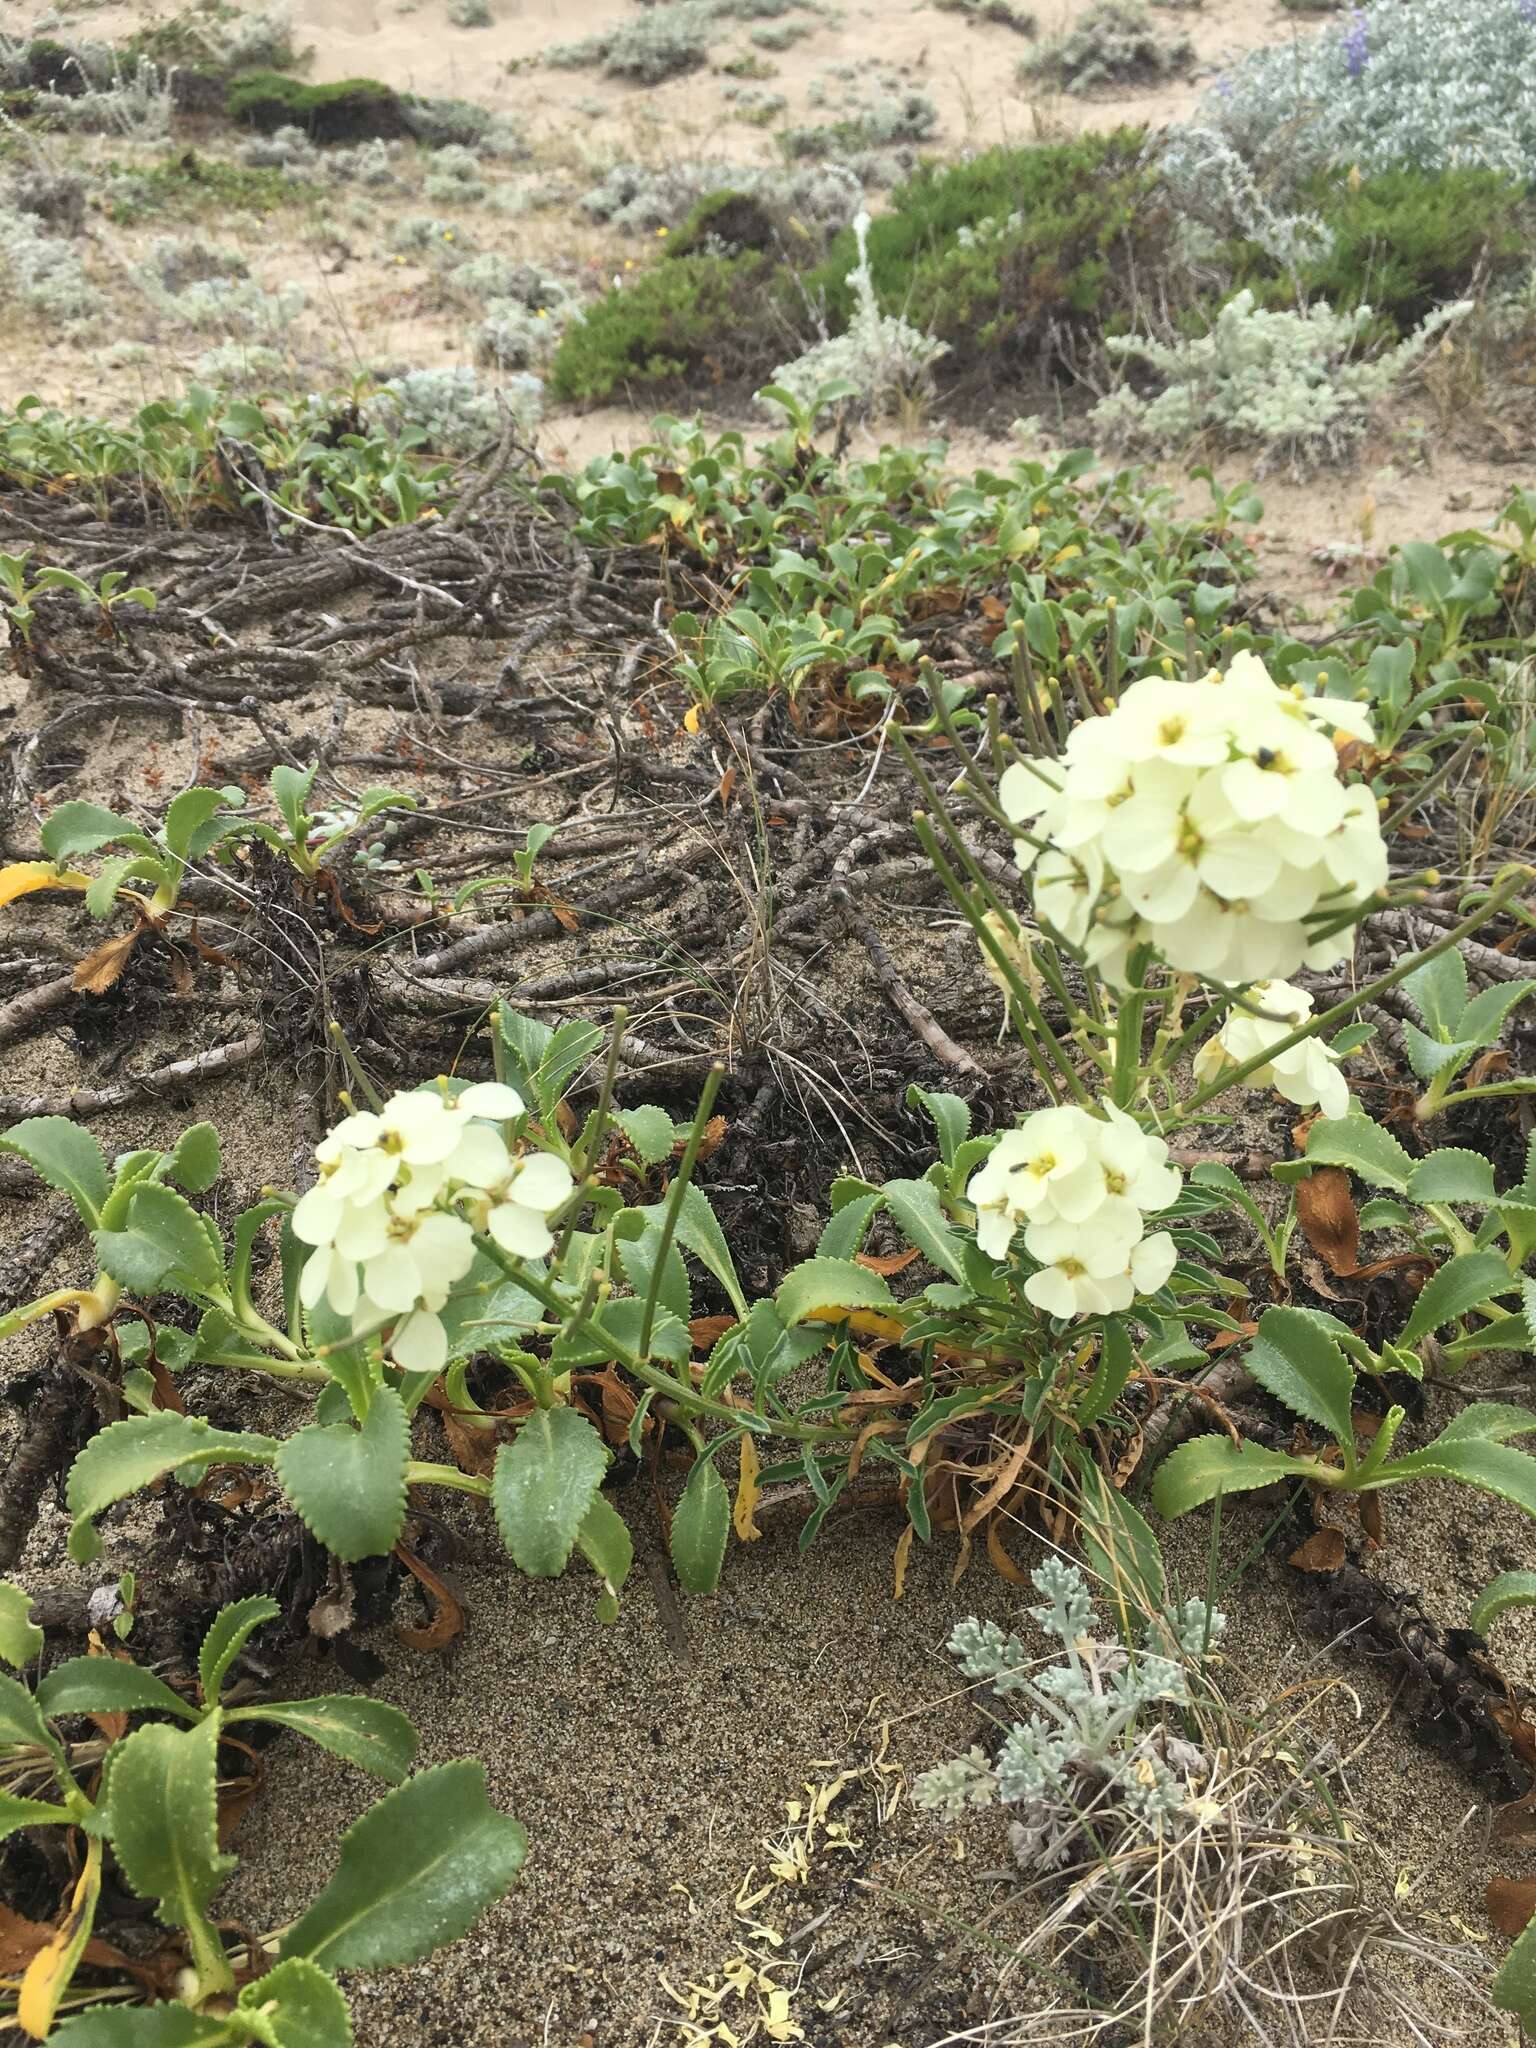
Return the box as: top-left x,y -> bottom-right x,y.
1342,8 -> 1369,76
1520,0 -> 1536,28
1213,70 -> 1234,99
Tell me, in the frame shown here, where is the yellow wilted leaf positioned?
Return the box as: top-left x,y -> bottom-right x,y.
18,1836 -> 101,2040
732,1432 -> 762,1543
0,862 -> 90,908
683,703 -> 704,734
892,1521 -> 915,1600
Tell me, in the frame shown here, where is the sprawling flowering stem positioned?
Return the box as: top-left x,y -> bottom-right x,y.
966,1100 -> 1181,1316
292,1081 -> 574,1373
1000,652 -> 1387,987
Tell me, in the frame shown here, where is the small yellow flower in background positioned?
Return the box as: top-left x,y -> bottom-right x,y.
655,225 -> 668,237
444,229 -> 454,241
624,258 -> 635,270
535,307 -> 547,319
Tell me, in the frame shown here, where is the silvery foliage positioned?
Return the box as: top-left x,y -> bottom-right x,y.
1199,0 -> 1536,186
33,56 -> 174,137
450,251 -> 537,301
211,6 -> 298,69
766,210 -> 946,418
388,214 -> 475,258
364,365 -> 542,455
1025,0 -> 1193,92
474,266 -> 576,370
328,139 -> 401,186
146,235 -> 248,294
238,124 -> 319,172
1158,126 -> 1333,275
1090,287 -> 1471,473
165,277 -> 308,340
423,143 -> 488,206
548,1 -> 713,82
405,100 -> 522,156
192,340 -> 288,386
0,203 -> 95,323
914,1559 -> 1224,1873
580,158 -> 863,235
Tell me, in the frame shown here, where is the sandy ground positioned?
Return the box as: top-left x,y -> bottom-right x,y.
53,0 -> 1283,150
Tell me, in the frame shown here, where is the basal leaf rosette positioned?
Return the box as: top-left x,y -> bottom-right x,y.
292,1081 -> 574,1374
967,1100 -> 1182,1317
1000,653 -> 1386,987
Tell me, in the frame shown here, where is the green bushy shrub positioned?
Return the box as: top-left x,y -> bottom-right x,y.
806,131 -> 1173,370
667,188 -> 781,257
226,70 -> 411,142
1273,167 -> 1531,333
550,253 -> 792,402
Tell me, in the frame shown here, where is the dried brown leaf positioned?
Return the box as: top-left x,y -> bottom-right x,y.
1288,1527 -> 1347,1573
1296,1168 -> 1360,1276
1486,1875 -> 1536,1936
393,1543 -> 465,1653
72,930 -> 138,995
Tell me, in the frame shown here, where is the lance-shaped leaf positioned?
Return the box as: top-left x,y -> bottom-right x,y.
199,1595 -> 281,1708
492,1406 -> 609,1578
37,1658 -> 198,1724
2,1788 -> 77,1843
1379,1438 -> 1536,1518
47,2005 -> 234,2045
1304,1112 -> 1414,1193
1471,1570 -> 1536,1639
275,1388 -> 410,1562
225,1697 -> 418,1783
0,1577 -> 42,1668
1399,1251 -> 1514,1347
1243,1306 -> 1356,1446
1151,1435 -> 1323,1518
106,1718 -> 235,1931
0,1116 -> 110,1225
575,1492 -> 633,1617
775,1255 -> 897,1326
94,1182 -> 227,1300
281,1762 -> 527,1972
1494,1915 -> 1536,2032
670,1454 -> 729,1596
167,1123 -> 222,1196
67,1414 -> 279,1564
878,1177 -> 969,1282
40,800 -> 155,862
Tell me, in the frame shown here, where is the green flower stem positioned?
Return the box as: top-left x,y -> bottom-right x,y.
1380,731 -> 1484,836
325,1018 -> 385,1113
638,1062 -> 723,1358
476,1236 -> 843,1444
574,1006 -> 629,1182
213,1352 -> 330,1385
1176,865 -> 1533,1122
1110,949 -> 1153,1109
912,812 -> 1092,1107
1008,641 -> 1055,758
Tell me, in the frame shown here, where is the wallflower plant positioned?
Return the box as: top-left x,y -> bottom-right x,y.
0,1580 -> 524,2042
